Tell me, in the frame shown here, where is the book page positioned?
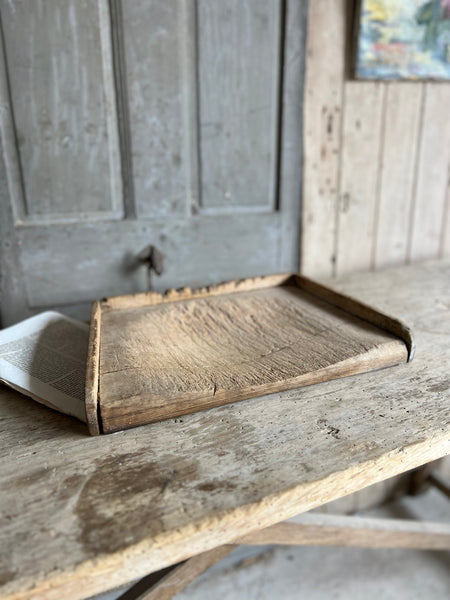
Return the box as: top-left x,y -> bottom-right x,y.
0,312 -> 89,422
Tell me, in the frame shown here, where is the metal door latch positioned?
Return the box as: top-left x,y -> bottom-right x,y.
137,245 -> 164,290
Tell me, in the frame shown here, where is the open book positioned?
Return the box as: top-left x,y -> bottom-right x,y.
0,312 -> 88,423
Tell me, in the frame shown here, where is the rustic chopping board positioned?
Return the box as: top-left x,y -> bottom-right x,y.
85,274 -> 414,434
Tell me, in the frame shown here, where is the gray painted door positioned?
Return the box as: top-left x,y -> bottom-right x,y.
0,0 -> 306,325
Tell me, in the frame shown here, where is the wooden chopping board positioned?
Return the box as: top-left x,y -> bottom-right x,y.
85,274 -> 414,434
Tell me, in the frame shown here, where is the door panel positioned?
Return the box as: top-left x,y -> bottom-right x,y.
121,0 -> 187,218
0,0 -> 306,325
1,0 -> 122,223
198,0 -> 281,210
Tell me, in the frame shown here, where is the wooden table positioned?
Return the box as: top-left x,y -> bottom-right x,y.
1,261 -> 450,600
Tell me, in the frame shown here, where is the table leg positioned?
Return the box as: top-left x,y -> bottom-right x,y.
115,545 -> 236,600
115,510 -> 450,599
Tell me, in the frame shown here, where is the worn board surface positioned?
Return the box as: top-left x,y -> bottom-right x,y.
1,261 -> 449,600
93,275 -> 408,433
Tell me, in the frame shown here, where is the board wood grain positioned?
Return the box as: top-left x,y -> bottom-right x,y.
300,0 -> 346,278
89,274 -> 411,434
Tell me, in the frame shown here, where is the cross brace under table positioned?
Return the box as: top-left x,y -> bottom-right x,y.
115,470 -> 450,600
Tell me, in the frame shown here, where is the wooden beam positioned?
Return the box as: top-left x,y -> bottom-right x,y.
236,513 -> 450,551
429,472 -> 450,500
118,510 -> 450,599
117,545 -> 236,600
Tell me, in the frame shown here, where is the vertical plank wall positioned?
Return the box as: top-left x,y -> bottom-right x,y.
301,1 -> 450,279
301,1 -> 450,512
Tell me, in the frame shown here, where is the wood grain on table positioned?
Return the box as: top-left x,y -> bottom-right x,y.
1,261 -> 449,600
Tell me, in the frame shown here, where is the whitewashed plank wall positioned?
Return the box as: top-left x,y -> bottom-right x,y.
301,1 -> 450,279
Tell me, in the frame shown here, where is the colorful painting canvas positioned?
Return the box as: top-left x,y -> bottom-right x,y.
355,0 -> 450,79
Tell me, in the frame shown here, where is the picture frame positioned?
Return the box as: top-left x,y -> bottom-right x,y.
354,0 -> 450,80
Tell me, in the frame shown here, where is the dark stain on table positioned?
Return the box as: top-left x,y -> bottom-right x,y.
75,451 -> 200,556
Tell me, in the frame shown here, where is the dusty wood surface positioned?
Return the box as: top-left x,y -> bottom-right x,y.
237,512 -> 450,551
1,261 -> 450,600
94,274 -> 408,433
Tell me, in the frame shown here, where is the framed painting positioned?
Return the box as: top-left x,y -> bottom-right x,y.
355,0 -> 450,79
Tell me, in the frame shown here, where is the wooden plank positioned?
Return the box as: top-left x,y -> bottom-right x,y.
121,1 -> 187,218
374,84 -> 423,269
103,273 -> 292,310
0,0 -> 122,222
409,84 -> 450,262
237,513 -> 450,550
1,261 -> 450,600
123,546 -> 235,600
124,510 -> 450,598
197,0 -> 280,210
428,472 -> 450,500
95,281 -> 408,433
300,0 -> 346,278
336,82 -> 385,275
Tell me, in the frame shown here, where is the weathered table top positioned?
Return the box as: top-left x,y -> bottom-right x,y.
1,261 -> 450,600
